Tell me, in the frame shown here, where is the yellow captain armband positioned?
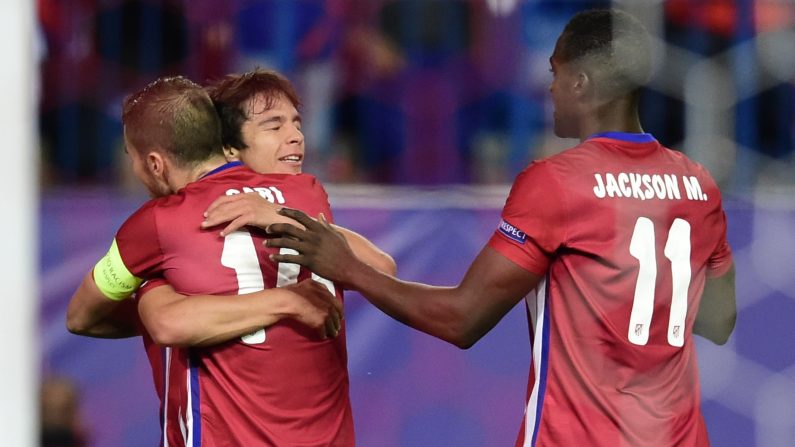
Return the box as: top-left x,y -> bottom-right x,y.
92,239 -> 143,301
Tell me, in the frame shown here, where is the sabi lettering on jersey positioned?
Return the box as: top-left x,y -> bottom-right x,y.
499,219 -> 526,244
225,186 -> 286,204
592,173 -> 708,202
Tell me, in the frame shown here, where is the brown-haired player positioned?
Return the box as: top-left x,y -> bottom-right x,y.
67,75 -> 391,446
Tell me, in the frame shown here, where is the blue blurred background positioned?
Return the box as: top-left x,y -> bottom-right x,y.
37,1 -> 795,446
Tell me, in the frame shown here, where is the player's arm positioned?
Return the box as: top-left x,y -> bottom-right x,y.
693,264 -> 736,345
332,225 -> 396,276
66,271 -> 139,338
137,279 -> 343,347
201,193 -> 397,275
66,240 -> 144,338
266,209 -> 540,348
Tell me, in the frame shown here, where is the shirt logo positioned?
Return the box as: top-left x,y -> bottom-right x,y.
498,219 -> 526,244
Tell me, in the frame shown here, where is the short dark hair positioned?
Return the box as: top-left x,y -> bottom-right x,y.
122,76 -> 223,167
557,9 -> 652,97
206,69 -> 302,150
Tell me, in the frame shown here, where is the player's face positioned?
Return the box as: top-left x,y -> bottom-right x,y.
123,129 -> 171,198
237,94 -> 304,175
548,39 -> 580,139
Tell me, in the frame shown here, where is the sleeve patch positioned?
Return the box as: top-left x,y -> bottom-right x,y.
498,219 -> 526,244
92,239 -> 144,301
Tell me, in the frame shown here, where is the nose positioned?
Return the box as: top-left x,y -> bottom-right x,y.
287,123 -> 304,145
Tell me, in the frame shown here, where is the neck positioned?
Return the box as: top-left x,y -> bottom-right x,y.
168,156 -> 228,192
193,156 -> 230,180
577,95 -> 643,142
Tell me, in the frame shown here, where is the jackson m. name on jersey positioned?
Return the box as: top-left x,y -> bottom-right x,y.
592,172 -> 708,201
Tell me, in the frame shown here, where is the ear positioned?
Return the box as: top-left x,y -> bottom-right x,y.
146,151 -> 167,177
223,146 -> 241,162
573,71 -> 591,98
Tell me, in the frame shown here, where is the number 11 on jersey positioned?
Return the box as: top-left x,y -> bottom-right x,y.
221,230 -> 267,343
628,217 -> 691,347
222,230 -> 337,344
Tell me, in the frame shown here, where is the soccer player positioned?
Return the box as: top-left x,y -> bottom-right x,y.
68,70 -> 394,342
66,76 -> 369,446
197,69 -> 397,266
264,9 -> 737,446
129,69 -> 398,347
104,69 -> 397,346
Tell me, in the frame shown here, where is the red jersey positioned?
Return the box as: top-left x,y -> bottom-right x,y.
488,133 -> 733,447
116,164 -> 353,447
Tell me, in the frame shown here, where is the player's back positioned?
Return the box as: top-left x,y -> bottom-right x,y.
498,134 -> 731,446
120,164 -> 353,447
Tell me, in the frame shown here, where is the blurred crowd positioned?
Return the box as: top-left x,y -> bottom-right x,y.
37,0 -> 794,190
41,376 -> 86,447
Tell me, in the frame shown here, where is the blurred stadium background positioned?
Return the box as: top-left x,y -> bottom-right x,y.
25,0 -> 795,446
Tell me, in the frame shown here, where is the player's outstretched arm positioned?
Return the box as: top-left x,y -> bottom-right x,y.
266,208 -> 540,348
202,193 -> 397,275
332,224 -> 397,276
66,272 -> 140,338
137,279 -> 343,347
694,264 -> 736,345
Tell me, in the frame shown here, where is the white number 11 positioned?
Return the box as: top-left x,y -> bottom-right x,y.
221,230 -> 336,345
628,217 -> 691,347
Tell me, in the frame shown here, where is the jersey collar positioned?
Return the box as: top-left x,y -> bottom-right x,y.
201,161 -> 243,179
587,132 -> 656,143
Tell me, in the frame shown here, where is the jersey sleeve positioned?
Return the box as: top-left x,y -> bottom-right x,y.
311,176 -> 334,223
115,202 -> 167,280
706,209 -> 733,278
697,167 -> 733,278
137,277 -> 170,299
488,161 -> 568,276
92,202 -> 165,300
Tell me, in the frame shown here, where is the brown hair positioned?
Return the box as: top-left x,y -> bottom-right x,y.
122,76 -> 222,167
206,69 -> 302,150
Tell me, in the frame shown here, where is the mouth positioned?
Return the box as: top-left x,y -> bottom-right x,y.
278,154 -> 303,164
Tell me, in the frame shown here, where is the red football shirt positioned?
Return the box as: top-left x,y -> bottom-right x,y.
116,164 -> 354,447
488,133 -> 732,447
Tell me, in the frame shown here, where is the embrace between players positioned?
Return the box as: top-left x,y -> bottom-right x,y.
67,9 -> 736,447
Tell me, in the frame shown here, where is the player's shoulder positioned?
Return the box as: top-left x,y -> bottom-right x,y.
551,136 -> 711,174
259,173 -> 327,197
231,168 -> 321,189
123,193 -> 196,239
140,190 -> 191,214
531,140 -> 602,171
659,144 -> 709,172
279,173 -> 329,198
654,143 -> 721,189
509,157 -> 566,200
117,196 -> 167,239
288,174 -> 330,204
286,172 -> 321,187
129,195 -> 178,218
515,142 -> 587,182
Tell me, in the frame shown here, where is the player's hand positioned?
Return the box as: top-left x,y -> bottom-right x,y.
201,193 -> 305,236
282,279 -> 344,340
266,208 -> 359,286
